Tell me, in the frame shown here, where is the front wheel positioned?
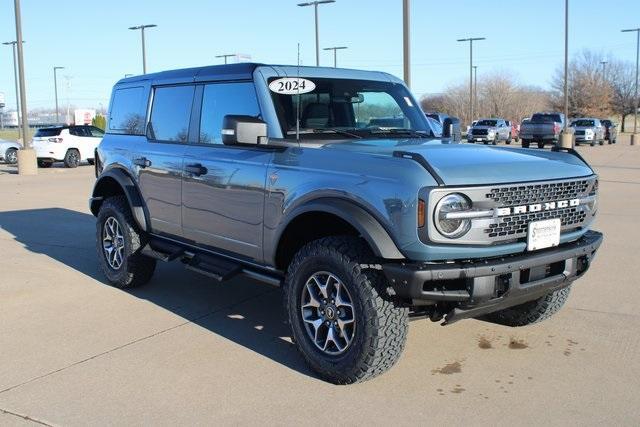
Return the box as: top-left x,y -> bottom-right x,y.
96,196 -> 156,288
521,140 -> 530,148
4,148 -> 18,164
484,286 -> 571,326
506,133 -> 512,144
284,236 -> 408,384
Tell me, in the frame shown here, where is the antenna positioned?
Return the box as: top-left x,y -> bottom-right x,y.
296,43 -> 301,142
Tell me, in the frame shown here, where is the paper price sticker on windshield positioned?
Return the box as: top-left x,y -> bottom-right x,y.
268,78 -> 316,95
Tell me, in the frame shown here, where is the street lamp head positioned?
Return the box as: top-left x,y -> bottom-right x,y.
129,24 -> 157,30
54,66 -> 64,70
298,0 -> 335,6
323,46 -> 347,50
621,28 -> 640,33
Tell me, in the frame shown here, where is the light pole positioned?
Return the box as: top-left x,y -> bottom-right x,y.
13,0 -> 36,174
622,27 -> 640,142
403,0 -> 410,88
215,54 -> 235,64
297,0 -> 335,67
473,65 -> 478,117
600,60 -> 608,80
53,66 -> 64,124
2,40 -> 23,139
457,37 -> 485,124
323,46 -> 347,67
128,24 -> 157,74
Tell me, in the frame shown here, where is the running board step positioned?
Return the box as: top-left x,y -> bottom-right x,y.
141,241 -> 185,262
184,254 -> 241,282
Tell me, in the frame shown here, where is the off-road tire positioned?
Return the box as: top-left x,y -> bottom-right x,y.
64,149 -> 80,168
492,135 -> 498,145
484,285 -> 571,327
506,133 -> 512,144
96,195 -> 156,289
284,236 -> 409,384
599,139 -> 604,146
37,160 -> 53,168
4,148 -> 18,164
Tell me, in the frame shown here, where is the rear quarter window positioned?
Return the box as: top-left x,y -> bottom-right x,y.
108,86 -> 147,135
34,128 -> 63,137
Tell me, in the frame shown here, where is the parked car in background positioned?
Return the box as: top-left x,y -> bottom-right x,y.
424,112 -> 461,141
33,125 -> 104,168
519,112 -> 565,149
570,118 -> 605,146
600,119 -> 618,144
0,139 -> 21,164
506,120 -> 519,142
467,118 -> 512,144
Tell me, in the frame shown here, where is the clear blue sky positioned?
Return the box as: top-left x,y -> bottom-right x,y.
1,0 -> 638,111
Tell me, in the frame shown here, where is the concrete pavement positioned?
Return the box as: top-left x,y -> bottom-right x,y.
0,139 -> 639,425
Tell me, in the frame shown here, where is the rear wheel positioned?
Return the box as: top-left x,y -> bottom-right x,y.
4,148 -> 18,164
522,140 -> 530,148
64,149 -> 80,168
506,133 -> 512,144
484,286 -> 571,327
284,236 -> 408,384
96,196 -> 156,288
492,135 -> 498,145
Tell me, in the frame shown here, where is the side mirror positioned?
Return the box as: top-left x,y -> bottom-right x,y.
442,117 -> 461,141
222,115 -> 268,145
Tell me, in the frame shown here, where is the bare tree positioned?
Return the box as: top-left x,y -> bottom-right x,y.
420,72 -> 549,127
550,50 -> 613,119
607,59 -> 636,132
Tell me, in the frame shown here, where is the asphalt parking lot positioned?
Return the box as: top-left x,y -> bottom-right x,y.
1,138 -> 639,425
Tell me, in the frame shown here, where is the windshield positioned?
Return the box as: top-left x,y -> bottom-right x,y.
571,119 -> 595,127
270,77 -> 433,140
476,119 -> 498,126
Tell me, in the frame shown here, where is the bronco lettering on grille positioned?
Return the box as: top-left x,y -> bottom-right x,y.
496,198 -> 580,217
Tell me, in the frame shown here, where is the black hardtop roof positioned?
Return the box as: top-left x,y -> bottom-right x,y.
116,63 -> 399,85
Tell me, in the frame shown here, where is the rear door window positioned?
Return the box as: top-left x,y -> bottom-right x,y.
148,85 -> 195,143
89,126 -> 105,137
199,82 -> 261,145
108,86 -> 147,135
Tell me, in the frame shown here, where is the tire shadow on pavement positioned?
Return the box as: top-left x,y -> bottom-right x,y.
0,208 -> 315,380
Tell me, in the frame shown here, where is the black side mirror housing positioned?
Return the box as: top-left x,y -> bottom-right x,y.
222,115 -> 268,145
442,117 -> 461,142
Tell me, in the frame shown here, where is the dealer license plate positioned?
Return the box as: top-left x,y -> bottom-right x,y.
527,218 -> 561,251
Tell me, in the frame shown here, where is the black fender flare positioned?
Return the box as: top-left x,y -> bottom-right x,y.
273,198 -> 405,261
89,168 -> 149,232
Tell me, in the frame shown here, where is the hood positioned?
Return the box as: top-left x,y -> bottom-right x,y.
323,138 -> 594,186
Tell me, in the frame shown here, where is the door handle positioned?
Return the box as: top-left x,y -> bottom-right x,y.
133,157 -> 151,168
185,163 -> 208,176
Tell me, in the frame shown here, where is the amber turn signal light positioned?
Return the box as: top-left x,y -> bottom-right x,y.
418,199 -> 426,228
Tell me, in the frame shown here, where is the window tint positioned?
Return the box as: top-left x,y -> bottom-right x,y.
109,86 -> 147,135
70,126 -> 90,137
199,82 -> 261,144
148,85 -> 195,143
89,126 -> 105,137
34,127 -> 63,137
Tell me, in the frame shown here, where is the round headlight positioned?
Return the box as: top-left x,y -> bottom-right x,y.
435,193 -> 472,238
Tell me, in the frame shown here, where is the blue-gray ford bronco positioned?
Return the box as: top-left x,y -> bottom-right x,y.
90,63 -> 602,384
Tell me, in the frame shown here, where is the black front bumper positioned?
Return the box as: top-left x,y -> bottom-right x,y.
382,231 -> 603,324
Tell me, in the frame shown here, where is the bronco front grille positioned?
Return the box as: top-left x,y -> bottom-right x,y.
485,180 -> 590,206
483,178 -> 594,239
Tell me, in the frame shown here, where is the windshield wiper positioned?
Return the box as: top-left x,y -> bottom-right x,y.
312,128 -> 363,139
368,128 -> 432,138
